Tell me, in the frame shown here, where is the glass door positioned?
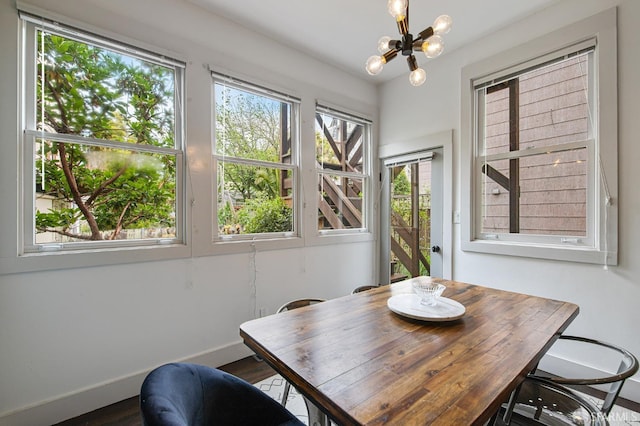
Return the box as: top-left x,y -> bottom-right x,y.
382,148 -> 443,282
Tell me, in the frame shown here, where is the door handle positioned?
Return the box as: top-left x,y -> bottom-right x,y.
431,245 -> 441,253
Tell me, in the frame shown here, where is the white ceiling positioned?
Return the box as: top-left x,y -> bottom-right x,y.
186,0 -> 560,84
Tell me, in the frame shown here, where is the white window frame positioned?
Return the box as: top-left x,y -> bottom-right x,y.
460,8 -> 618,265
315,103 -> 372,237
9,9 -> 190,274
211,72 -> 301,245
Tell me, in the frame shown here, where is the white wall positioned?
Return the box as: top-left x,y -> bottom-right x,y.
0,0 -> 377,424
3,0 -> 639,423
379,0 -> 640,402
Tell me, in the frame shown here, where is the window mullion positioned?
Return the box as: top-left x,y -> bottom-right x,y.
214,154 -> 295,171
24,130 -> 181,156
480,140 -> 592,162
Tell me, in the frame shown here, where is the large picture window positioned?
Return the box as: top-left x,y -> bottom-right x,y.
21,15 -> 185,253
315,106 -> 371,234
213,74 -> 299,240
461,9 -> 618,265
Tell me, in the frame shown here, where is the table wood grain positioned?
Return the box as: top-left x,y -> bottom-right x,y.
240,279 -> 579,425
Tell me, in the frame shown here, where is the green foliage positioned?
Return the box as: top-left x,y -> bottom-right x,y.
36,208 -> 79,229
221,163 -> 279,201
392,168 -> 411,195
214,84 -> 294,234
92,154 -> 175,231
218,201 -> 236,230
35,31 -> 176,241
236,197 -> 292,234
216,85 -> 285,204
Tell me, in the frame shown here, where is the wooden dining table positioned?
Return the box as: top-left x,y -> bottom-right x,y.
239,279 -> 579,425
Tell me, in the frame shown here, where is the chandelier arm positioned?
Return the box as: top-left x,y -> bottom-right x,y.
382,48 -> 400,63
397,17 -> 409,36
416,26 -> 435,43
407,54 -> 418,72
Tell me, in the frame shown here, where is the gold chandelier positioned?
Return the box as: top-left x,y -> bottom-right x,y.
366,0 -> 452,86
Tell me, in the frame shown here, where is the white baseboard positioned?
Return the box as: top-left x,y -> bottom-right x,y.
0,341 -> 253,426
538,353 -> 640,403
6,346 -> 634,426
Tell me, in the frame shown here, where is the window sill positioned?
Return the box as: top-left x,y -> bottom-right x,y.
461,239 -> 616,266
205,235 -> 304,256
0,243 -> 191,275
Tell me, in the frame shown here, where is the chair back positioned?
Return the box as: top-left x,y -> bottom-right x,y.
276,298 -> 325,313
140,363 -> 304,426
540,335 -> 639,415
351,285 -> 378,294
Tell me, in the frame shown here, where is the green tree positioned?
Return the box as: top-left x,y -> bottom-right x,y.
215,84 -> 292,233
237,196 -> 292,234
35,32 -> 176,241
216,86 -> 282,201
392,168 -> 411,195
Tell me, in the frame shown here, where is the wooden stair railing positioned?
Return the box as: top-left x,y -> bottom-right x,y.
318,174 -> 362,228
390,210 -> 430,276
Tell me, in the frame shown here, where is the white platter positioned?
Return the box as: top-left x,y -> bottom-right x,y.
387,294 -> 466,322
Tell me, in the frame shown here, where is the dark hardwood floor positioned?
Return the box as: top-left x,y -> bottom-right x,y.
52,357 -> 275,426
50,357 -> 640,425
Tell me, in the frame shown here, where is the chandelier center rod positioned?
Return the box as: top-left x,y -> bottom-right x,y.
401,33 -> 414,56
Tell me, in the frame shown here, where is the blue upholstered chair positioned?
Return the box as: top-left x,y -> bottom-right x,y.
140,363 -> 304,426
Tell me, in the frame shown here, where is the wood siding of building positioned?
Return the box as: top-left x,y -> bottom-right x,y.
481,54 -> 589,236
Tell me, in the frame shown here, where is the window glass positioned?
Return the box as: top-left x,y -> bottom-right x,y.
318,174 -> 364,230
24,21 -> 184,250
475,51 -> 593,242
213,79 -> 297,239
315,109 -> 369,232
37,31 -> 176,146
35,138 -> 177,243
480,148 -> 588,237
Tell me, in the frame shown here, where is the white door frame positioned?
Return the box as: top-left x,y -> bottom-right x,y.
378,130 -> 453,284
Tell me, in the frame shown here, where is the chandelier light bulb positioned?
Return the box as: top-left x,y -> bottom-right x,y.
377,36 -> 392,53
366,55 -> 385,75
422,35 -> 444,58
433,15 -> 452,34
387,0 -> 408,19
409,68 -> 427,86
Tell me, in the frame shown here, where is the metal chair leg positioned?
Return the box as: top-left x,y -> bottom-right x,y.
502,382 -> 523,424
303,396 -> 330,426
281,381 -> 291,406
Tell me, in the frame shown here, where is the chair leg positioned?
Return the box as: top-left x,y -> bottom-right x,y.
502,382 -> 523,425
302,396 -> 330,426
281,380 -> 329,425
281,381 -> 291,406
487,410 -> 500,426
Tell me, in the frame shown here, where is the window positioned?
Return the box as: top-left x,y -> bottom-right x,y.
212,74 -> 299,241
21,15 -> 185,253
315,105 -> 371,234
461,9 -> 617,265
478,51 -> 594,242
